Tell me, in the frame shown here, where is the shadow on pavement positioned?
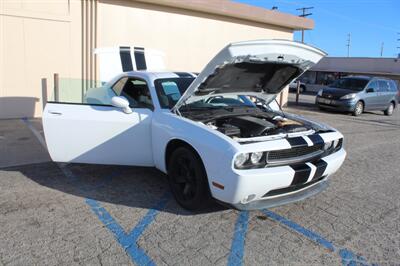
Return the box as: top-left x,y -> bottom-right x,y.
1,162 -> 227,216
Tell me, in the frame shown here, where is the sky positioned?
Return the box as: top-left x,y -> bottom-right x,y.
234,0 -> 400,58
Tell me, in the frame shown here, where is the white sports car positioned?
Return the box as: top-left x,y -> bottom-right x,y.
43,40 -> 346,210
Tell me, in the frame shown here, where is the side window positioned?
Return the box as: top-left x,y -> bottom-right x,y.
389,80 -> 398,92
120,78 -> 154,109
367,81 -> 378,91
378,80 -> 390,92
112,77 -> 128,95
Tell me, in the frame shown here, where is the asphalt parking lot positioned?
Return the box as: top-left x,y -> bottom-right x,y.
1,96 -> 399,265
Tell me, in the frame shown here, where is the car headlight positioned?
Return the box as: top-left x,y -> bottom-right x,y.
324,141 -> 333,150
340,93 -> 356,100
234,153 -> 249,168
317,89 -> 323,96
234,152 -> 265,169
324,138 -> 343,153
250,152 -> 263,164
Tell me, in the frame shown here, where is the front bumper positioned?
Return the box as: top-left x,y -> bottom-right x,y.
315,96 -> 356,112
232,178 -> 329,210
212,148 -> 346,211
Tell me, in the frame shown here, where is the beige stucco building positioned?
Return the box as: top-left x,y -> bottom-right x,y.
0,0 -> 313,119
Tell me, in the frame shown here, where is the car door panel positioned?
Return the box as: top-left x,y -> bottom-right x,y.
43,103 -> 154,166
363,81 -> 379,110
377,80 -> 393,109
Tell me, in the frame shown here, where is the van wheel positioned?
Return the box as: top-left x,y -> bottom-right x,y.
167,147 -> 211,210
353,101 -> 364,116
384,102 -> 394,116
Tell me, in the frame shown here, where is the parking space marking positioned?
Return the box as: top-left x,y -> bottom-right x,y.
262,209 -> 335,251
228,211 -> 249,266
261,210 -> 375,266
86,192 -> 170,266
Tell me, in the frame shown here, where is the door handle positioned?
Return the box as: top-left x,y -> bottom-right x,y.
48,110 -> 62,115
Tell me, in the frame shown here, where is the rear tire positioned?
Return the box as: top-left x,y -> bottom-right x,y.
352,101 -> 364,116
167,147 -> 211,210
384,102 -> 394,116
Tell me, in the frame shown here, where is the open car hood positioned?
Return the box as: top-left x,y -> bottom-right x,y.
172,40 -> 326,112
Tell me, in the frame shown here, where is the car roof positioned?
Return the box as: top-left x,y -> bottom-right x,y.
124,71 -> 196,79
343,75 -> 372,80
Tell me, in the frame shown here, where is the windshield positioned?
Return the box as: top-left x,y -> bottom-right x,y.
328,78 -> 368,91
154,78 -> 194,109
155,78 -> 257,110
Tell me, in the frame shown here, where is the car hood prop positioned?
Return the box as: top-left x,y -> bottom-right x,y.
172,39 -> 326,113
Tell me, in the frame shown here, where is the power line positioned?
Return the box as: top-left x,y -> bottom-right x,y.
296,7 -> 314,43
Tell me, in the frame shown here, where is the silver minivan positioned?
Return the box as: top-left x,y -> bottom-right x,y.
315,76 -> 399,116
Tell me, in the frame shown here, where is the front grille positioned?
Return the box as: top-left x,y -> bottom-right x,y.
267,144 -> 324,164
321,93 -> 341,100
263,176 -> 326,197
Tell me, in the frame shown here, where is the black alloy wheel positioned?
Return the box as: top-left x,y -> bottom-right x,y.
168,147 -> 211,210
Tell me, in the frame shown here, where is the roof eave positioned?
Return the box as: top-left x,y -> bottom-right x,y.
130,0 -> 314,30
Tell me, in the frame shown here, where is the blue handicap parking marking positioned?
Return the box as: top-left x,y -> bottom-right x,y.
261,210 -> 377,266
262,209 -> 335,251
227,211 -> 249,266
339,248 -> 376,266
86,192 -> 170,266
227,208 -> 377,266
56,162 -> 170,266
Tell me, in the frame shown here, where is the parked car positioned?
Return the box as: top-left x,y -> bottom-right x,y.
43,40 -> 346,211
316,76 -> 399,116
289,79 -> 307,93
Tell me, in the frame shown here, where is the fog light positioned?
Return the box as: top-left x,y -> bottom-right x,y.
241,194 -> 256,204
250,152 -> 263,164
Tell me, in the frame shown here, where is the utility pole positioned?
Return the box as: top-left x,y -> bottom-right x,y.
346,33 -> 351,57
397,32 -> 400,57
380,42 -> 384,57
296,7 -> 314,43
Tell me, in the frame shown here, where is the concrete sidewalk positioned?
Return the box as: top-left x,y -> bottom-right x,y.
0,118 -> 50,168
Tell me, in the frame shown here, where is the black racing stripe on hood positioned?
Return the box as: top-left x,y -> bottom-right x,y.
308,134 -> 325,146
287,137 -> 308,148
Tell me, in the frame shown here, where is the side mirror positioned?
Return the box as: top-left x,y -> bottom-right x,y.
366,88 -> 374,93
111,96 -> 132,114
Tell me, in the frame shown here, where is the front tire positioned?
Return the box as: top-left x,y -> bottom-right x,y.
167,147 -> 211,210
384,102 -> 394,116
353,101 -> 364,116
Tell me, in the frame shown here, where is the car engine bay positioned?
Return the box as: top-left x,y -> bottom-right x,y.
181,108 -> 313,139
205,115 -> 311,138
